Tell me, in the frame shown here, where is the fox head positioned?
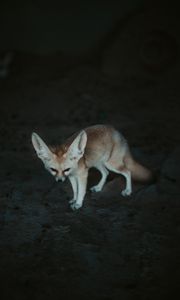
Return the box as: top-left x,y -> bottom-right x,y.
31,131 -> 87,182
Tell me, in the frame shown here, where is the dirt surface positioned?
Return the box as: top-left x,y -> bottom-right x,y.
0,51 -> 180,300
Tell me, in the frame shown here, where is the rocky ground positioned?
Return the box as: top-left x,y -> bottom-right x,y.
0,44 -> 180,300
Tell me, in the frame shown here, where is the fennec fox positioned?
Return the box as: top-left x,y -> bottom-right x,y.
32,124 -> 153,210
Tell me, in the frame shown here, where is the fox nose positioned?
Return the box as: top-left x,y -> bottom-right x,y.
56,176 -> 65,182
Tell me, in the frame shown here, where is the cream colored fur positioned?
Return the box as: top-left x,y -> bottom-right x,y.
31,125 -> 153,210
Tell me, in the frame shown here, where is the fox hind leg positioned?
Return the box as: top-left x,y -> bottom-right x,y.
119,170 -> 132,196
105,162 -> 132,196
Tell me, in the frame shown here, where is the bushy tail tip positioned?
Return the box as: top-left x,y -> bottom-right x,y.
125,155 -> 155,183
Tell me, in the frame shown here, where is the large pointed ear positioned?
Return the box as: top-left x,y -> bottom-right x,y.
67,130 -> 87,161
31,132 -> 53,162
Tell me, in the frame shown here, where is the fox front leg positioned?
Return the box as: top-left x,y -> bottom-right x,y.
70,171 -> 88,210
90,164 -> 109,192
68,176 -> 78,204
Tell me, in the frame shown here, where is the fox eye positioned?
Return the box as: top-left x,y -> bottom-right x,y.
50,168 -> 58,173
63,168 -> 71,173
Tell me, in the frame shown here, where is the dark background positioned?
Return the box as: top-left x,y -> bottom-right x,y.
0,1 -> 180,299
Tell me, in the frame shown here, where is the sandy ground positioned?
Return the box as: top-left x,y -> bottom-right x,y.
0,53 -> 180,300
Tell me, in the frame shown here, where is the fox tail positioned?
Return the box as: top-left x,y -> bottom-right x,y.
124,154 -> 154,183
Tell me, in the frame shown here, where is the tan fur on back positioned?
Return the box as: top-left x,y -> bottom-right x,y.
52,124 -> 152,182
54,125 -> 126,167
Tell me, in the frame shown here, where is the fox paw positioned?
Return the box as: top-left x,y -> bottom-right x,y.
121,188 -> 132,197
90,185 -> 102,193
70,202 -> 82,210
69,199 -> 76,204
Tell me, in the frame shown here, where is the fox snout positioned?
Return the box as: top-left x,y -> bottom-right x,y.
55,175 -> 66,182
